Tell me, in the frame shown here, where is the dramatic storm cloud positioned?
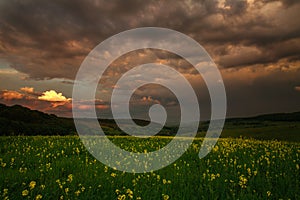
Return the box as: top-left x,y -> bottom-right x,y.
0,0 -> 299,119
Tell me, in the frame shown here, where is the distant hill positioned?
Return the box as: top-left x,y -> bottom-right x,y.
0,104 -> 173,136
196,112 -> 300,141
0,103 -> 300,140
227,112 -> 300,122
0,104 -> 75,136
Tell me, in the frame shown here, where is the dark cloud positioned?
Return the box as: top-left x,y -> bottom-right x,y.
0,0 -> 300,79
281,0 -> 299,7
1,0 -> 300,119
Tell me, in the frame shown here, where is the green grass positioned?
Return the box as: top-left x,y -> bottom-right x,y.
197,121 -> 300,142
0,136 -> 299,199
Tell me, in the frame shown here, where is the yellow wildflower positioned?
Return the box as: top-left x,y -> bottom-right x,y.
162,194 -> 169,200
117,194 -> 126,200
126,188 -> 133,199
75,190 -> 81,196
29,181 -> 36,190
67,174 -> 73,182
22,189 -> 29,196
239,175 -> 247,188
3,188 -> 8,196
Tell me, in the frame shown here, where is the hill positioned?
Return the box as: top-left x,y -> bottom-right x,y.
0,104 -> 172,136
0,103 -> 300,141
0,104 -> 75,136
197,112 -> 300,141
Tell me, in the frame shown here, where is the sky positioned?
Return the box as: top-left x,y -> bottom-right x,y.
0,0 -> 300,122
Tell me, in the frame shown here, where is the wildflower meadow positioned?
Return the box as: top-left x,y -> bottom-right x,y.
0,136 -> 299,199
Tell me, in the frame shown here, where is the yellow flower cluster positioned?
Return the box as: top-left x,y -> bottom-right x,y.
239,175 -> 248,189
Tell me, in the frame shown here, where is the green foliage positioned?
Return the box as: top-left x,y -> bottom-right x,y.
0,136 -> 299,199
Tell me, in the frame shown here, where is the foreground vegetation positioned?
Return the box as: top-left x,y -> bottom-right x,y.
1,136 -> 299,199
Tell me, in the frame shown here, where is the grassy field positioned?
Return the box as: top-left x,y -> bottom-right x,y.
197,121 -> 300,142
0,136 -> 299,200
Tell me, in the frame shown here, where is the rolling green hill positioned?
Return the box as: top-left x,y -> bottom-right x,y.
0,104 -> 172,136
0,104 -> 75,136
196,113 -> 300,141
0,103 -> 299,141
